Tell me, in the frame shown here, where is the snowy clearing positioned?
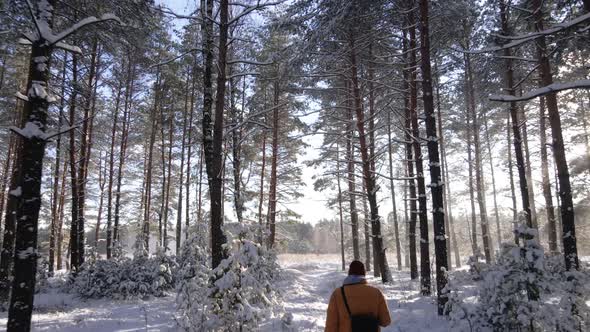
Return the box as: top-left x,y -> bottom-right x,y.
0,255 -> 450,331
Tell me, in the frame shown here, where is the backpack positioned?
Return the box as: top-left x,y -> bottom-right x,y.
340,286 -> 380,332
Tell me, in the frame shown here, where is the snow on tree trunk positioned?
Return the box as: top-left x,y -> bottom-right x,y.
418,0 -> 449,315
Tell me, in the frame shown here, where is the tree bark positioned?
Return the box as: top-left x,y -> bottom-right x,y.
204,0 -> 229,268
539,97 -> 558,254
483,111 -> 502,250
418,0 -> 449,314
7,11 -> 54,329
348,28 -> 392,283
267,75 -> 280,248
105,76 -> 123,259
402,26 -> 418,280
409,11 -> 431,293
68,55 -> 80,272
531,0 -> 579,270
336,143 -> 346,271
465,51 -> 492,263
346,88 -> 360,261
499,0 -> 533,231
386,109 -> 402,271
520,106 -> 538,228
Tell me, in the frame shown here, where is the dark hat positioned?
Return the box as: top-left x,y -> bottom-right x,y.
348,260 -> 366,276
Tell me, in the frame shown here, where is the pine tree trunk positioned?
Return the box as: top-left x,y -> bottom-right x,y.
434,58 -> 453,270
539,97 -> 558,254
464,57 -> 478,257
75,38 -> 100,266
349,28 -> 391,283
144,68 -> 160,254
386,110 -> 402,271
532,0 -> 579,270
368,42 -> 380,278
258,122 -> 267,229
7,21 -> 54,330
336,143 -> 346,271
49,54 -> 67,274
507,111 -> 518,242
465,52 -> 492,263
68,55 -> 80,272
409,12 -> 431,293
362,182 -> 371,272
483,112 -> 502,250
346,90 -> 360,261
204,0 -> 229,268
520,106 -> 538,228
418,0 -> 449,313
95,154 -> 105,249
185,59 -> 196,239
105,78 -> 122,259
267,77 -> 280,248
177,67 -> 190,253
56,159 -> 67,270
402,26 -> 418,280
113,62 -> 133,249
499,0 -> 533,231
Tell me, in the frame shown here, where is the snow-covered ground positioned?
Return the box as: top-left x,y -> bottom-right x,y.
0,254 -> 450,331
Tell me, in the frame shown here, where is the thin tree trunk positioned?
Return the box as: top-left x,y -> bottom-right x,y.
367,41 -> 380,279
434,57 -> 453,270
532,0 -> 578,270
56,159 -> 67,270
362,182 -> 371,272
105,77 -> 123,259
387,109 -> 402,271
483,112 -> 502,250
336,143 -> 346,271
349,28 -> 391,283
418,0 -> 449,313
185,59 -> 196,239
177,67 -> 190,253
95,154 -> 106,249
464,59 -> 478,257
403,27 -> 418,280
68,54 -> 80,272
267,75 -> 280,248
76,39 -> 100,266
520,106 -> 538,228
507,110 -> 518,243
114,60 -> 134,249
144,68 -> 160,255
499,0 -> 533,232
346,88 -> 360,261
465,51 -> 492,263
539,97 -> 558,254
409,13 -> 431,292
49,53 -> 67,274
258,123 -> 267,228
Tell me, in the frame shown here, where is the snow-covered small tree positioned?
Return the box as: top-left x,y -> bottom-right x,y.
176,224 -> 281,331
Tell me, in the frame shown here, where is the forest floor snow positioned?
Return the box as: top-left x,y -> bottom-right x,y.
0,254 -> 450,331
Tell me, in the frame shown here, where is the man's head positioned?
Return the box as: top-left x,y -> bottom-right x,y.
348,260 -> 366,276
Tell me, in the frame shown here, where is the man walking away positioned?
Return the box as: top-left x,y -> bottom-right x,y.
325,261 -> 391,332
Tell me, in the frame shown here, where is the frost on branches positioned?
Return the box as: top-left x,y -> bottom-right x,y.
446,219 -> 590,331
176,224 -> 282,331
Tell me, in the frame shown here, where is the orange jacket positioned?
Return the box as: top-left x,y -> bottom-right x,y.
324,280 -> 391,332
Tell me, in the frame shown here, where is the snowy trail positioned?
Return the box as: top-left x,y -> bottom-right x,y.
0,256 -> 450,331
266,255 -> 451,332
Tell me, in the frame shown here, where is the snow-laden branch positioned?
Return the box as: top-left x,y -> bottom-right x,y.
55,41 -> 82,54
25,0 -> 122,45
228,0 -> 283,26
489,80 -> 590,102
150,48 -> 204,68
50,14 -> 122,45
459,12 -> 590,54
227,59 -> 274,66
